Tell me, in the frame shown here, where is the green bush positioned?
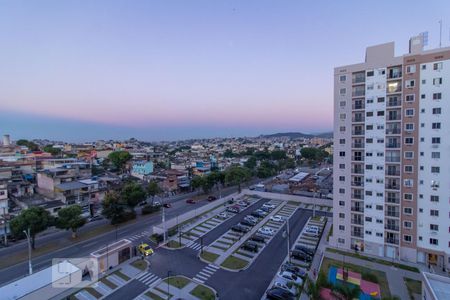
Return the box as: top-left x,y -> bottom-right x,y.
151,233 -> 164,244
142,205 -> 160,215
362,272 -> 379,283
168,227 -> 178,237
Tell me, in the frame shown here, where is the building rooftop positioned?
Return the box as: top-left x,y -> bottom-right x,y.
55,181 -> 86,191
423,272 -> 450,300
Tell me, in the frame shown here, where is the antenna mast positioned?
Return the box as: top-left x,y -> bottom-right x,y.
439,19 -> 442,48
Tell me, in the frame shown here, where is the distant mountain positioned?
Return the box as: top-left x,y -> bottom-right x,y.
259,131 -> 333,139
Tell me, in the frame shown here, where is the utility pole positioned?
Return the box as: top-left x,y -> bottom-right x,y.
177,214 -> 181,246
2,207 -> 7,246
200,237 -> 203,254
162,202 -> 166,244
23,228 -> 32,275
439,19 -> 442,48
286,218 -> 291,263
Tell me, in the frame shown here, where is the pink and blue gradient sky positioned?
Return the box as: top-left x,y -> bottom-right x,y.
0,1 -> 449,141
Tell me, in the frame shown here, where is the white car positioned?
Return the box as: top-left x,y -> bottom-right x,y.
270,215 -> 285,223
303,227 -> 319,237
273,278 -> 297,296
217,212 -> 229,219
258,227 -> 275,236
305,225 -> 320,232
277,271 -> 303,285
262,203 -> 276,210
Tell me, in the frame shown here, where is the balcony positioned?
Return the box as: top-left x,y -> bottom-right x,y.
387,82 -> 402,94
351,230 -> 364,238
351,219 -> 364,225
351,181 -> 364,187
386,128 -> 401,135
352,74 -> 365,84
351,193 -> 364,200
387,115 -> 401,121
385,211 -> 400,218
387,71 -> 402,80
351,206 -> 364,213
386,143 -> 400,149
385,224 -> 400,231
352,156 -> 363,162
386,197 -> 400,204
351,168 -> 364,174
352,130 -> 365,136
385,237 -> 399,245
352,116 -> 365,123
352,143 -> 364,149
352,90 -> 365,97
385,183 -> 400,190
352,104 -> 365,110
387,100 -> 402,107
386,170 -> 400,176
386,157 -> 401,163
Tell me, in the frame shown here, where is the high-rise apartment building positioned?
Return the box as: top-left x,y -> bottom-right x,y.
332,35 -> 450,271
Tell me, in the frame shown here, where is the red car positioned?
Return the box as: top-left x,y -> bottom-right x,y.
186,199 -> 195,204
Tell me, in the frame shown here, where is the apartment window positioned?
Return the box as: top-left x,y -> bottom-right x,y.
433,62 -> 443,70
338,238 -> 345,244
376,192 -> 383,197
405,109 -> 414,117
420,137 -> 424,142
340,126 -> 346,132
377,138 -> 384,144
430,238 -> 439,246
404,207 -> 413,215
377,97 -> 385,103
339,164 -> 345,169
405,137 -> 414,144
376,205 -> 383,211
339,139 -> 345,144
404,151 -> 414,159
366,165 -> 373,170
377,124 -> 384,130
365,191 -> 373,196
432,108 -> 442,114
366,152 -> 373,157
376,232 -> 383,237
339,201 -> 345,206
405,123 -> 414,131
366,125 -> 373,130
404,193 -> 413,201
340,101 -> 346,107
366,178 -> 372,183
420,166 -> 424,170
366,138 -> 373,143
365,217 -> 372,222
405,79 -> 415,88
432,122 -> 441,129
340,113 -> 346,120
377,152 -> 384,157
406,65 -> 416,73
367,70 -> 374,76
403,221 -> 412,228
339,176 -> 345,182
377,111 -> 384,116
367,83 -> 374,90
376,219 -> 383,224
430,224 -> 439,231
431,152 -> 440,159
433,78 -> 442,85
340,88 -> 346,95
433,93 -> 442,100
430,209 -> 439,217
339,188 -> 345,194
366,112 -> 373,117
421,94 -> 426,99
404,179 -> 413,187
405,94 -> 415,102
339,213 -> 345,218
367,98 -> 374,104
339,225 -> 345,231
365,230 -> 372,235
404,165 -> 413,173
376,165 -> 383,170
339,75 -> 347,82
404,235 -> 412,243
432,137 -> 441,144
431,166 -> 440,173
421,64 -> 427,70
422,79 -> 426,84
365,204 -> 372,209
339,151 -> 346,157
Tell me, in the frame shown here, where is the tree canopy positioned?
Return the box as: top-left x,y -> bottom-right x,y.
43,145 -> 62,156
107,151 -> 132,172
101,192 -> 127,225
121,182 -> 146,210
56,205 -> 86,238
225,165 -> 251,193
10,207 -> 52,249
16,139 -> 39,151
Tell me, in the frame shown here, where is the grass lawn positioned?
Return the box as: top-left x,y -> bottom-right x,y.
200,250 -> 220,263
320,257 -> 391,298
221,255 -> 248,270
131,259 -> 148,271
166,240 -> 183,248
85,287 -> 103,299
288,201 -> 301,206
112,270 -> 130,281
164,276 -> 190,289
326,248 -> 420,273
154,286 -> 172,297
145,291 -> 165,300
100,277 -> 118,289
404,277 -> 422,298
211,244 -> 228,251
190,284 -> 216,300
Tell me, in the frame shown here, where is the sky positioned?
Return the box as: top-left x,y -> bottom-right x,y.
1,0 -> 449,142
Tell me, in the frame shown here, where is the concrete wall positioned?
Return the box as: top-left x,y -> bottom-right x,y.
243,189 -> 333,207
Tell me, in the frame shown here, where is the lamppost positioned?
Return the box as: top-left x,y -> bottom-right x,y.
23,228 -> 32,275
167,270 -> 172,296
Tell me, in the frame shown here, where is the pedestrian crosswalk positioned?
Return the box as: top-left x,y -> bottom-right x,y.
127,231 -> 151,242
186,241 -> 202,251
193,264 -> 219,284
135,271 -> 161,286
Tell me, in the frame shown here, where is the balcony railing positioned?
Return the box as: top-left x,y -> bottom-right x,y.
351,219 -> 364,225
386,211 -> 400,218
351,181 -> 364,187
386,128 -> 401,134
352,104 -> 365,110
385,237 -> 399,245
351,168 -> 364,174
386,157 -> 401,163
351,231 -> 364,238
387,71 -> 402,79
352,143 -> 364,149
385,225 -> 400,231
352,130 -> 365,136
352,75 -> 365,84
386,143 -> 400,149
385,184 -> 400,190
387,115 -> 401,121
352,116 -> 365,122
352,156 -> 363,162
386,197 -> 400,204
386,170 -> 400,176
352,90 -> 366,97
387,100 -> 402,107
351,194 -> 364,200
351,206 -> 364,213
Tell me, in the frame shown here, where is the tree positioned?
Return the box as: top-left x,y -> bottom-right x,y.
10,207 -> 51,249
256,160 -> 277,178
101,192 -> 126,225
244,156 -> 257,170
305,277 -> 321,300
16,139 -> 39,151
56,205 -> 86,238
223,149 -> 234,158
191,176 -> 205,192
43,144 -> 62,156
107,151 -> 132,173
225,165 -> 251,193
147,180 -> 161,205
121,182 -> 146,211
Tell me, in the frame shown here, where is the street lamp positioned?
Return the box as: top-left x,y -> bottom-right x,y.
23,228 -> 32,275
167,270 -> 172,296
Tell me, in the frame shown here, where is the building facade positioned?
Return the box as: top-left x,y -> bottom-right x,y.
332,35 -> 450,271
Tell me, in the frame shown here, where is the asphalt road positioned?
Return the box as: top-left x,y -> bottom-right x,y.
0,186 -> 241,286
105,207 -> 330,300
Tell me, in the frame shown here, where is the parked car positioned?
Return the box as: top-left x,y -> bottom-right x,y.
255,209 -> 268,216
163,203 -> 171,208
291,250 -> 312,262
152,201 -> 161,207
239,220 -> 254,227
250,234 -> 266,243
88,215 -> 103,222
207,195 -> 217,202
243,216 -> 257,225
217,212 -> 229,220
227,206 -> 240,213
138,243 -> 154,256
272,278 -> 297,296
258,226 -> 275,236
281,262 -> 307,277
251,211 -> 264,218
241,241 -> 258,252
266,287 -> 295,300
303,228 -> 319,237
262,203 -> 276,210
294,245 -> 315,257
186,199 -> 195,204
270,215 -> 285,223
277,271 -> 303,285
231,224 -> 249,233
238,200 -> 250,207
260,206 -> 271,212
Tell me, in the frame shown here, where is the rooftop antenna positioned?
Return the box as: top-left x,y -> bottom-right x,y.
439,19 -> 442,48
